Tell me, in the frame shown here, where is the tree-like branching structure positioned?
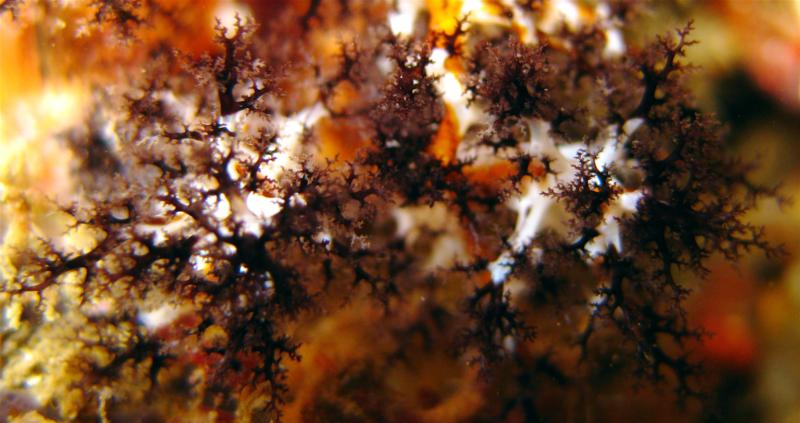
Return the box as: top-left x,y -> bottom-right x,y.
0,1 -> 782,421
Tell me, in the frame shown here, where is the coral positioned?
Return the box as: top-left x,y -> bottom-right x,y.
0,1 -> 781,421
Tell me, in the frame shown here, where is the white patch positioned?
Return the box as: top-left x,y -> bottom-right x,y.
623,117 -> 644,136
393,208 -> 415,238
604,28 -> 626,57
388,0 -> 424,36
596,136 -> 619,170
503,335 -> 517,353
253,102 -> 327,182
488,252 -> 515,285
426,48 -> 489,138
509,185 -> 553,252
554,0 -> 580,28
461,0 -> 509,27
619,190 -> 643,211
138,304 -> 180,329
213,3 -> 254,36
245,193 -> 283,220
314,231 -> 332,248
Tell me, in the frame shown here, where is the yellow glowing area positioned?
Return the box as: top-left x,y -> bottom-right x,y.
0,23 -> 42,109
426,0 -> 463,35
0,84 -> 86,195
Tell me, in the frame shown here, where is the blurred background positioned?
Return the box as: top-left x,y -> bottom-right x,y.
631,1 -> 800,422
